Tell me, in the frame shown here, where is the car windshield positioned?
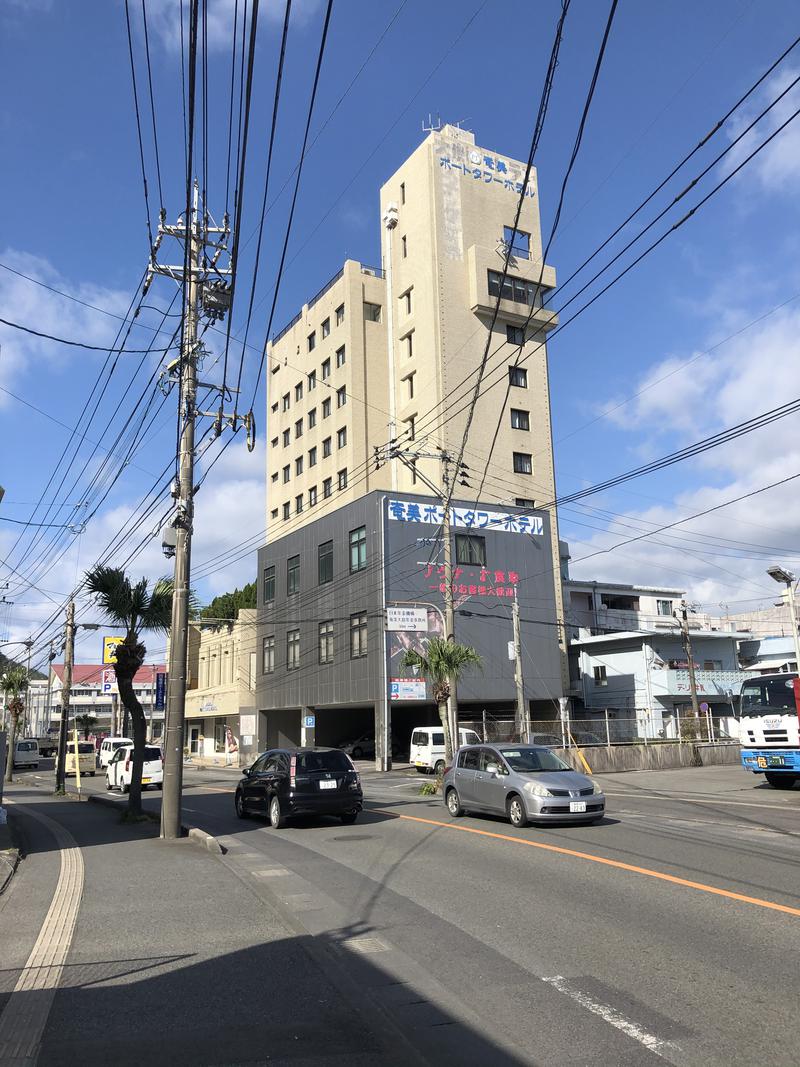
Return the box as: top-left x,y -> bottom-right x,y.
78,743 -> 95,754
498,747 -> 571,772
741,678 -> 797,716
298,751 -> 352,772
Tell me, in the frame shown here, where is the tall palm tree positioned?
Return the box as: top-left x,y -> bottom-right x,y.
84,565 -> 173,816
3,665 -> 29,783
76,714 -> 98,740
400,637 -> 482,764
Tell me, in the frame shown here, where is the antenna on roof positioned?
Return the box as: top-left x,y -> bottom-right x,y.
422,112 -> 442,133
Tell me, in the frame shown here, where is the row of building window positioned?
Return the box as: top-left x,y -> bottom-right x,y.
276,376 -> 347,418
272,429 -> 347,484
488,269 -> 541,307
271,469 -> 349,522
270,394 -> 347,451
307,303 -> 345,353
262,613 -> 368,672
263,526 -> 367,604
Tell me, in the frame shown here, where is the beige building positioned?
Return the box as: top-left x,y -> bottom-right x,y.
265,125 -> 566,677
183,610 -> 257,764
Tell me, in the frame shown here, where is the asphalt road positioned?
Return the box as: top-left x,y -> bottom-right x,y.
5,759 -> 800,1065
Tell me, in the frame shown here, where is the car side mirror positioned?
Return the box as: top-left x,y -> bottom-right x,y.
243,767 -> 252,778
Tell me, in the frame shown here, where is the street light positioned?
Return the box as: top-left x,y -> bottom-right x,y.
766,566 -> 800,675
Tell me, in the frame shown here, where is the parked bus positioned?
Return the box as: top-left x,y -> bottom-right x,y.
739,672 -> 800,788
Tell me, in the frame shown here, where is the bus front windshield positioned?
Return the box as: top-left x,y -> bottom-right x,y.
741,677 -> 798,717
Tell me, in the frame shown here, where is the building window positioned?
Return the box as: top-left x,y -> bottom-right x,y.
403,372 -> 415,400
282,464 -> 290,484
295,494 -> 303,514
349,526 -> 367,572
508,366 -> 528,388
295,456 -> 303,476
657,600 -> 673,617
336,386 -> 347,408
336,345 -> 346,368
295,381 -> 303,402
401,288 -> 412,315
403,414 -> 416,441
364,302 -> 381,322
321,317 -> 330,338
271,401 -> 279,414
510,408 -> 530,430
263,564 -> 275,603
319,621 -> 334,664
295,418 -> 303,439
270,436 -> 278,449
271,507 -> 279,519
308,408 -> 317,429
282,393 -> 290,411
703,659 -> 723,671
282,502 -> 290,520
309,446 -> 317,467
513,452 -> 533,475
403,331 -> 414,359
503,225 -> 530,260
308,369 -> 317,391
318,540 -> 333,584
506,324 -> 525,345
321,357 -> 331,380
271,471 -> 278,483
262,635 -> 275,674
323,436 -> 332,458
307,332 -> 316,352
400,181 -> 405,204
515,498 -> 535,508
322,397 -> 331,418
287,630 -> 300,670
308,485 -> 317,507
488,269 -> 540,306
337,426 -> 347,449
455,534 -> 486,567
593,665 -> 608,687
323,477 -> 333,498
401,234 -> 407,258
338,468 -> 348,490
287,555 -> 300,596
282,429 -> 290,447
335,303 -> 345,326
350,612 -> 368,658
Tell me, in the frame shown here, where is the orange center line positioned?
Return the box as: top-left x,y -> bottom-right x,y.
373,809 -> 800,918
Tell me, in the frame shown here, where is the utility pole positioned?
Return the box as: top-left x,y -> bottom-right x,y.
766,567 -> 800,676
149,181 -> 234,840
674,600 -> 700,725
512,588 -> 526,742
43,640 -> 55,735
55,601 -> 75,795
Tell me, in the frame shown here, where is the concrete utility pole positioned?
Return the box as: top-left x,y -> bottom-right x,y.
149,181 -> 234,840
512,587 -> 526,742
675,600 -> 701,725
55,601 -> 75,795
43,640 -> 55,734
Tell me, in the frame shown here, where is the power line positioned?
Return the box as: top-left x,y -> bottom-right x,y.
123,0 -> 155,247
0,315 -> 171,352
140,0 -> 165,210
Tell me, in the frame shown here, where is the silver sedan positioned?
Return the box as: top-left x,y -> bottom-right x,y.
442,744 -> 605,827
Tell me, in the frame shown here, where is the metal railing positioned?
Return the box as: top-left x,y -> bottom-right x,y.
307,267 -> 345,310
460,713 -> 740,748
271,310 -> 302,345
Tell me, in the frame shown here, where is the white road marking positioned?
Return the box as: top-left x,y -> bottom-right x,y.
542,975 -> 677,1058
252,867 -> 291,878
0,803 -> 85,1066
602,791 -> 798,811
340,937 -> 389,954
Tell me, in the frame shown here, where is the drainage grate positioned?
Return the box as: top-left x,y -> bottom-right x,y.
340,937 -> 389,955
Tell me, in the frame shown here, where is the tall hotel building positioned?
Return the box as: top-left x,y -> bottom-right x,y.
252,125 -> 565,765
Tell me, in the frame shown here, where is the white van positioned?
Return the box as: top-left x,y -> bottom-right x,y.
98,736 -> 133,769
410,726 -> 481,775
13,739 -> 40,769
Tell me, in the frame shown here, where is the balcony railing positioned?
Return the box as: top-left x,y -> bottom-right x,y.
660,669 -> 748,696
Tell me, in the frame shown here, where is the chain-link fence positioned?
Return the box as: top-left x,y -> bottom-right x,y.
461,712 -> 740,748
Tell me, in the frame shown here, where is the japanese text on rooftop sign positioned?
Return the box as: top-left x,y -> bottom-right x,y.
387,499 -> 543,536
438,143 -> 535,198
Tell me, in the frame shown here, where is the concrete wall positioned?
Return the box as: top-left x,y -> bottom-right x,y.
559,741 -> 740,774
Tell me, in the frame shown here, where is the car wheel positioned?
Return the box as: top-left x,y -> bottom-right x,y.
235,791 -> 248,819
157,783 -> 163,790
351,746 -> 363,759
446,788 -> 463,817
434,759 -> 445,776
415,767 -> 426,775
120,779 -> 129,794
106,778 -> 112,791
90,771 -> 96,777
269,795 -> 286,829
765,773 -> 797,789
340,812 -> 358,825
507,794 -> 528,828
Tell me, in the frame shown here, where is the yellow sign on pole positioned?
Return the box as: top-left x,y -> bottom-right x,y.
103,636 -> 124,664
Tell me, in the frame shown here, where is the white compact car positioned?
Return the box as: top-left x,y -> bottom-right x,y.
106,744 -> 164,792
410,726 -> 482,775
98,736 -> 133,769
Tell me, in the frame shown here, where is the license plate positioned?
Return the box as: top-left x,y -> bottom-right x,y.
767,755 -> 785,767
569,801 -> 587,813
142,777 -> 152,784
319,779 -> 337,790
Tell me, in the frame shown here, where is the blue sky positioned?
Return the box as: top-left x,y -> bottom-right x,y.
2,0 -> 800,664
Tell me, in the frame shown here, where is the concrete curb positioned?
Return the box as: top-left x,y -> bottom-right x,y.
0,811 -> 21,896
86,792 -> 224,854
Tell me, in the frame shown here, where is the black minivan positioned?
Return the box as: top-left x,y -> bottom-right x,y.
235,748 -> 363,828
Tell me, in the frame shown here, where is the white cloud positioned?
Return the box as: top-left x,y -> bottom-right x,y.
145,0 -> 322,52
725,65 -> 800,195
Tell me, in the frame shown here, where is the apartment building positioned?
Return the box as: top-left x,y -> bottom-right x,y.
257,126 -> 567,760
47,663 -> 166,737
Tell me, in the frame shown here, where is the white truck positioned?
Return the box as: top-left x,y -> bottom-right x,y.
739,673 -> 800,788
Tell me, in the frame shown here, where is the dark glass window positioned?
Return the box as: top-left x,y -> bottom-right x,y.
318,541 -> 333,585
319,621 -> 334,664
262,635 -> 275,674
263,565 -> 275,603
350,613 -> 368,657
455,534 -> 486,567
513,452 -> 533,475
508,366 -> 527,388
510,408 -> 530,430
287,630 -> 300,669
287,555 -> 300,596
349,526 -> 367,572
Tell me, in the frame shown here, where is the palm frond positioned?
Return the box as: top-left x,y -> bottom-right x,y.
84,565 -> 135,629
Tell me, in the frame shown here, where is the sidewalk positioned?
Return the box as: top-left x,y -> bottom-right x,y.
0,788 -> 420,1066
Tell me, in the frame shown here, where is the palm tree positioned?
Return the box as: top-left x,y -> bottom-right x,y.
76,714 -> 98,740
3,665 -> 29,783
400,637 -> 482,764
84,565 -> 173,817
